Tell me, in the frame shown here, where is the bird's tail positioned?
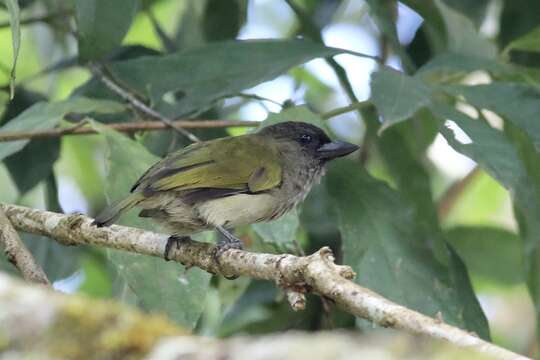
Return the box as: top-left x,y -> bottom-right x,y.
92,193 -> 144,227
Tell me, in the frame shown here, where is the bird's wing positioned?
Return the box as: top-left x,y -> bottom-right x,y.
133,135 -> 283,195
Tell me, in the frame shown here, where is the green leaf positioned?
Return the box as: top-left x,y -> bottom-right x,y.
0,97 -> 124,162
5,0 -> 20,99
75,0 -> 140,61
86,40 -> 346,117
434,0 -> 496,58
417,53 -> 512,82
443,83 -> 540,151
252,209 -> 299,250
503,25 -> 540,57
173,0 -> 206,50
370,67 -> 432,132
377,125 -> 445,255
327,161 -> 489,338
446,226 -> 523,285
203,0 -> 247,42
4,138 -> 59,194
78,253 -> 113,298
503,124 -> 540,334
94,122 -> 211,328
430,103 -> 540,328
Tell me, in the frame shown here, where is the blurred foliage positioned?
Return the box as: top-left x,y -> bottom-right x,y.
0,0 -> 539,356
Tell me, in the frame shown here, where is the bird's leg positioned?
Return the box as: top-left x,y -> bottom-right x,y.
164,235 -> 191,261
213,225 -> 243,280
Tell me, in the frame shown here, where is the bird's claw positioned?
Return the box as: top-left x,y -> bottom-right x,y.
212,239 -> 243,280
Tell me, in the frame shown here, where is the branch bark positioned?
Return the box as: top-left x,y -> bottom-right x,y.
0,208 -> 50,285
0,203 -> 527,360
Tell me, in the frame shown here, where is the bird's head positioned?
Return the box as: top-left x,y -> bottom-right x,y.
258,121 -> 359,162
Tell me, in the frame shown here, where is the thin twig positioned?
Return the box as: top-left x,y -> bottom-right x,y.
233,93 -> 286,108
88,63 -> 201,143
0,203 -> 528,360
0,207 -> 49,286
321,101 -> 371,119
0,120 -> 258,142
437,167 -> 482,220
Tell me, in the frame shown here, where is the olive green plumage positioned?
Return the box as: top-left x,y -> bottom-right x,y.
134,134 -> 282,194
93,121 -> 359,239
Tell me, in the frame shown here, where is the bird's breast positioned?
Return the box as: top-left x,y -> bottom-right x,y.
195,162 -> 325,228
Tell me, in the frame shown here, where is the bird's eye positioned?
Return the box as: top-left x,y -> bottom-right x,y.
299,134 -> 312,144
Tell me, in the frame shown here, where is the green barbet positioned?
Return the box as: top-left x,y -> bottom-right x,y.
93,121 -> 358,260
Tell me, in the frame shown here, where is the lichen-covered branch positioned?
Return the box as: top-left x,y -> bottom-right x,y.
0,203 -> 528,360
0,207 -> 49,285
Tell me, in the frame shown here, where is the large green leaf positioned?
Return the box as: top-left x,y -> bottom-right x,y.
417,53 -> 512,82
443,83 -> 540,150
5,0 -> 20,98
446,226 -> 523,285
327,161 -> 489,338
94,122 -> 211,328
81,40 -> 346,117
370,67 -> 432,132
430,103 -> 540,326
377,125 -> 444,254
75,0 -> 140,61
0,97 -> 124,162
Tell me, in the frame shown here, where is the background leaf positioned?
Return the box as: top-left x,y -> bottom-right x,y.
446,226 -> 523,285
443,83 -> 540,150
80,40 -> 346,117
327,161 -> 489,339
75,0 -> 140,61
370,67 -> 432,132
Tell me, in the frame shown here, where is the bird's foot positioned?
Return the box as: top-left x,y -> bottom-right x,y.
212,226 -> 243,280
164,235 -> 191,261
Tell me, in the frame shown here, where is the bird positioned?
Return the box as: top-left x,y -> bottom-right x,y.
92,121 -> 359,263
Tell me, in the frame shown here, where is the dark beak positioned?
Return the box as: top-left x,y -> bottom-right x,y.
317,140 -> 359,160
